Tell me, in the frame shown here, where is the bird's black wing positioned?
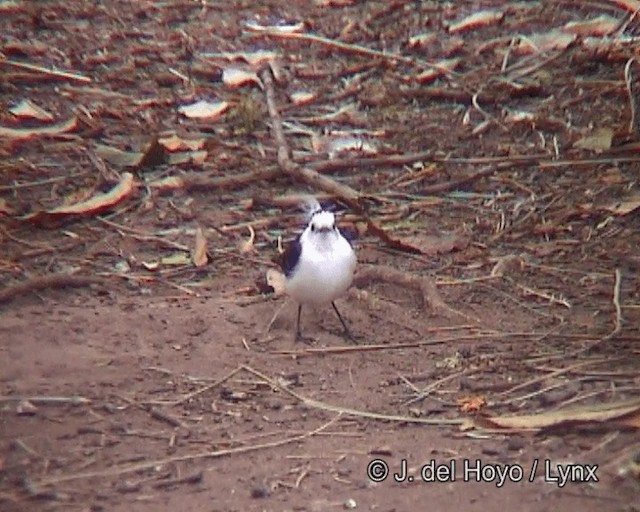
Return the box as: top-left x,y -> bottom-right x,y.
281,234 -> 302,278
338,227 -> 357,247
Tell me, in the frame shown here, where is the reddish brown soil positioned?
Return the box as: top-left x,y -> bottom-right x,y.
1,1 -> 640,511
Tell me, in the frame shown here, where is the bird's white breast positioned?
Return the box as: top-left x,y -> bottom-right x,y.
286,231 -> 356,305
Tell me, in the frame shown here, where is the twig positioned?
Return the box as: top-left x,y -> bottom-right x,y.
0,395 -> 90,405
241,365 -> 463,426
247,30 -> 446,72
606,268 -> 623,340
171,366 -> 244,406
28,414 -> 343,488
0,56 -> 92,83
152,470 -> 203,489
624,58 -> 637,134
0,275 -> 106,305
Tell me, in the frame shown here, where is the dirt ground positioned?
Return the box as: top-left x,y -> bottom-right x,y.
1,1 -> 640,511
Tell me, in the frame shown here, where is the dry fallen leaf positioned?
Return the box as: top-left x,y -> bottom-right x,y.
457,395 -> 487,413
158,133 -> 205,152
192,227 -> 209,267
573,127 -> 614,152
516,31 -> 576,55
244,19 -> 305,33
222,67 -> 262,88
448,10 -> 504,34
9,98 -> 54,121
474,397 -> 640,432
0,116 -> 77,140
561,15 -> 618,36
178,99 -> 229,120
409,58 -> 460,84
239,225 -> 256,254
266,268 -> 286,296
23,172 -> 136,226
602,195 -> 640,216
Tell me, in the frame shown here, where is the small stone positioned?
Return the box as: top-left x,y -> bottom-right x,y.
344,498 -> 357,509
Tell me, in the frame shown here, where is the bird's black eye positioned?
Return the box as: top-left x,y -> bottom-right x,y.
310,224 -> 316,232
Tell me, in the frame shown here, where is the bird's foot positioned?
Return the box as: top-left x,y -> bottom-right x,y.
295,332 -> 317,344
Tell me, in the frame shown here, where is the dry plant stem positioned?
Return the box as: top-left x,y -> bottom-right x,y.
309,151 -> 434,174
353,265 -> 466,320
260,67 -> 404,250
250,30 -> 445,71
241,365 -> 463,426
0,275 -> 106,305
598,268 -> 624,342
171,366 -> 244,406
624,58 -> 637,134
0,395 -> 90,404
149,167 -> 281,192
0,56 -> 92,83
496,358 -> 618,399
28,414 -> 343,488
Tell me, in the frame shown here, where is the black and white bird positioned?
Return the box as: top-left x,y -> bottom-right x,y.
281,202 -> 357,342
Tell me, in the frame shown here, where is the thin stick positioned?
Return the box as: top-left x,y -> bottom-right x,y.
0,395 -> 90,405
0,56 -> 92,83
241,365 -> 463,426
29,414 -> 343,487
606,268 -> 623,339
624,58 -> 637,134
171,366 -> 244,406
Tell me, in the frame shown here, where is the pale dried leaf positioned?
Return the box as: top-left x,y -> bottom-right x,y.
239,225 -> 256,254
23,173 -> 136,225
95,143 -> 144,167
603,195 -> 640,216
516,31 -> 576,55
161,253 -> 192,266
0,116 -> 77,140
9,99 -> 54,121
192,227 -> 208,267
158,134 -> 205,152
573,127 -> 613,152
407,32 -> 437,49
561,15 -> 618,36
289,91 -> 316,105
178,99 -> 229,120
222,67 -> 262,88
168,150 -> 208,165
244,19 -> 305,33
266,268 -> 286,296
448,10 -> 504,34
410,58 -> 460,84
314,0 -> 355,5
476,398 -> 640,431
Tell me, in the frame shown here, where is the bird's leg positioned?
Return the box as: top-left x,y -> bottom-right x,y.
331,301 -> 357,343
294,304 -> 314,343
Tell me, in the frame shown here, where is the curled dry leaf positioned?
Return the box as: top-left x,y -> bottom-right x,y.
0,116 -> 77,140
448,10 -> 504,34
222,68 -> 262,88
603,195 -> 640,216
244,19 -> 305,34
474,397 -> 640,432
192,227 -> 208,267
239,225 -> 256,253
158,134 -> 205,152
266,268 -> 286,296
289,91 -> 316,105
409,58 -> 460,84
178,99 -> 229,120
516,31 -> 576,55
561,15 -> 618,37
9,98 -> 54,121
23,172 -> 136,226
407,32 -> 437,49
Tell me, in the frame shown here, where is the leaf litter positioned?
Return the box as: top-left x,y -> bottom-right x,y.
2,0 -> 640,508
